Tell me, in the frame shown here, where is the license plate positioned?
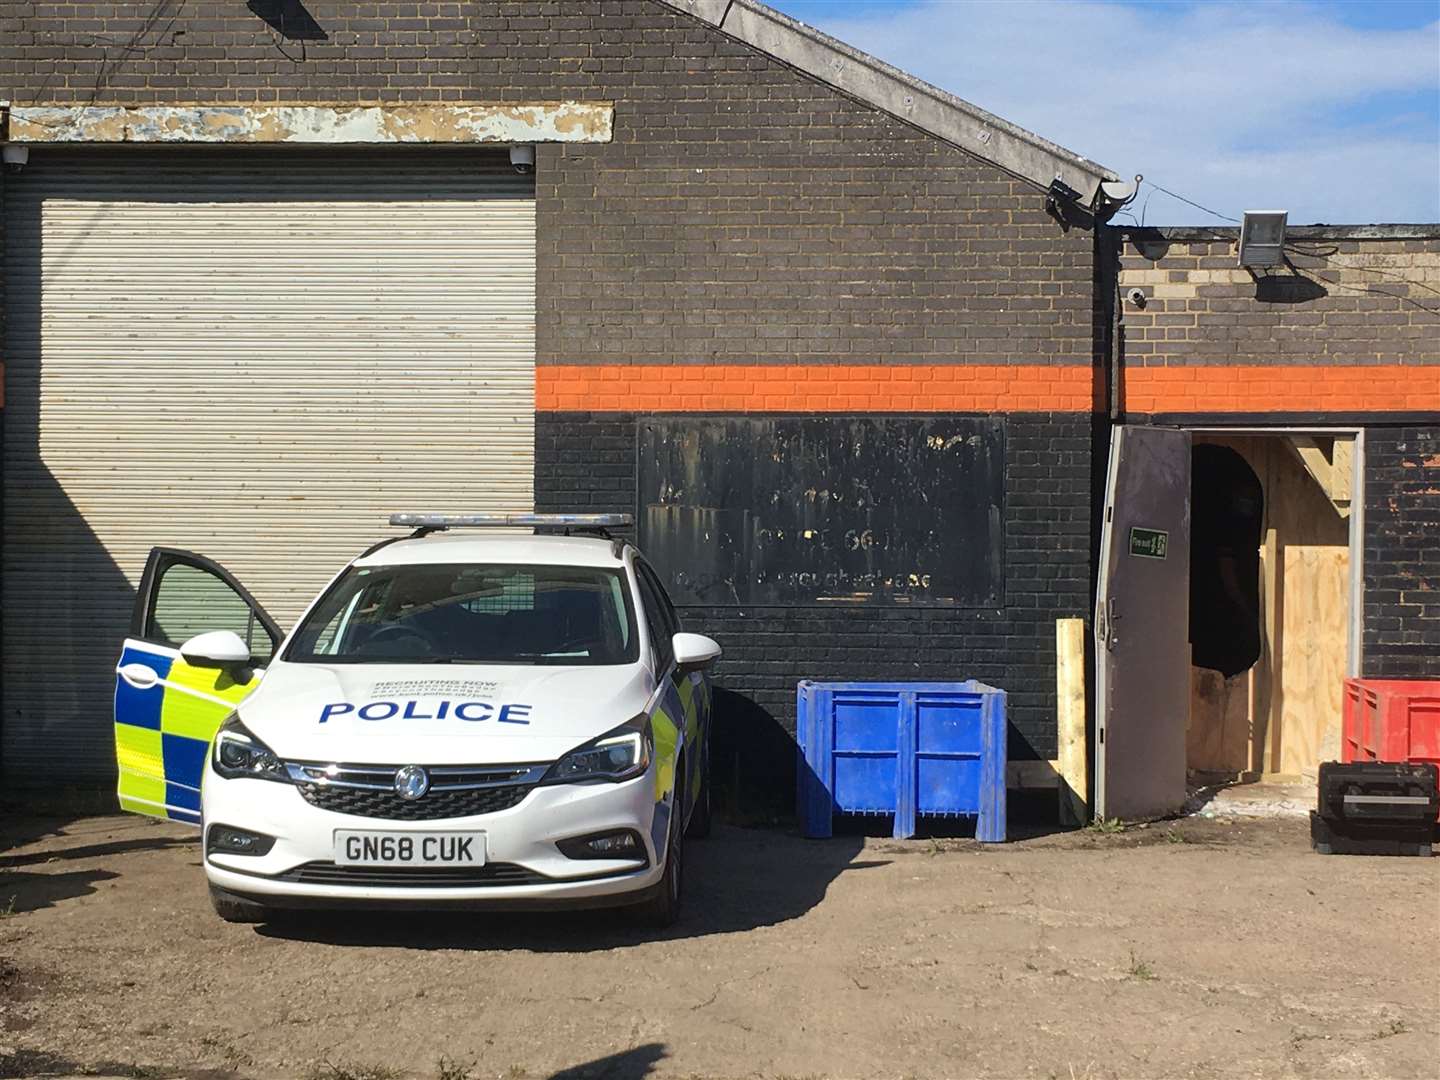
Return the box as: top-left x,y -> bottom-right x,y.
334,830 -> 486,867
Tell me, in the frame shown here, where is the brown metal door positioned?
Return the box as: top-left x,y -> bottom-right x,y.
1095,425 -> 1191,820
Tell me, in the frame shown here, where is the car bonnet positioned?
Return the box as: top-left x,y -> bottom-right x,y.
235,659 -> 655,765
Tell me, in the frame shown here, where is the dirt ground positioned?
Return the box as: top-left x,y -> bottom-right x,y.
1,811 -> 1436,1080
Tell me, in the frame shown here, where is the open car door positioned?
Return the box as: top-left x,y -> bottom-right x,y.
1095,426 -> 1191,821
114,549 -> 281,824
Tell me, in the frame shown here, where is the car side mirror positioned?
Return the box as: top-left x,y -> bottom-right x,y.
673,632 -> 722,674
179,630 -> 253,668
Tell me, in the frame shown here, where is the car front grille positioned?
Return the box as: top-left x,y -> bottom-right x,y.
275,861 -> 549,888
286,761 -> 548,821
297,782 -> 533,821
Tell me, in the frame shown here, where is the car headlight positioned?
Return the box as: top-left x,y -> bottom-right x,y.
541,716 -> 652,785
211,715 -> 289,782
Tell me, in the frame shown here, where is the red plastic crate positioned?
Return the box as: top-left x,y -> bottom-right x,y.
1343,678 -> 1440,819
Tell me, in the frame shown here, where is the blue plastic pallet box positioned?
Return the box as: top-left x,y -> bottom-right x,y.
797,680 -> 1007,842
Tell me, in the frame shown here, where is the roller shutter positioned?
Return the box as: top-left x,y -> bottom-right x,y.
2,149 -> 535,782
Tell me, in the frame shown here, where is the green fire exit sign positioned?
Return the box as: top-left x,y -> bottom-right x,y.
1129,527 -> 1169,560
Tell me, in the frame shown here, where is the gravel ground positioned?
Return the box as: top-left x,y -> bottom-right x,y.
1,811 -> 1436,1080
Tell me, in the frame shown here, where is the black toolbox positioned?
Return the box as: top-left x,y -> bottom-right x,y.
1310,761 -> 1438,856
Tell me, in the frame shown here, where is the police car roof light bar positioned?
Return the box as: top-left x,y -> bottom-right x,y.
390,513 -> 634,540
390,513 -> 634,529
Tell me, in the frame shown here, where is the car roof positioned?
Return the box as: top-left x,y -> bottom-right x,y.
352,531 -> 627,570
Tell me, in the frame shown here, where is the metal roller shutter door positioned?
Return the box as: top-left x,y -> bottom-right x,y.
2,149 -> 536,783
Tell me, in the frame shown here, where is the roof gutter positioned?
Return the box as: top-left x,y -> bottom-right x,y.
658,0 -> 1120,211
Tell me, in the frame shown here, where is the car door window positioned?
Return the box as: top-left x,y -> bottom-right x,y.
634,562 -> 676,673
145,556 -> 277,664
640,561 -> 683,635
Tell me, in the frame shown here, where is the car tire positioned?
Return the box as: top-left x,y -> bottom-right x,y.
639,769 -> 685,928
686,751 -> 712,839
209,885 -> 270,924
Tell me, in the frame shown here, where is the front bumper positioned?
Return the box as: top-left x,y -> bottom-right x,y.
201,764 -> 666,909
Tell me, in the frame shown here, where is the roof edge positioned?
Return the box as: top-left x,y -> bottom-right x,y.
656,0 -> 1119,205
1119,224 -> 1440,242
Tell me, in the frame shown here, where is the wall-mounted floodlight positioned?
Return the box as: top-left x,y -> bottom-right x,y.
1239,210 -> 1287,268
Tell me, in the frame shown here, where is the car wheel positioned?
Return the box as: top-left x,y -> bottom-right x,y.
209,884 -> 270,924
640,769 -> 685,928
686,750 -> 712,839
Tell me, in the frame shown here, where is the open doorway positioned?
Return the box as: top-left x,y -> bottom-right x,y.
1186,433 -> 1356,783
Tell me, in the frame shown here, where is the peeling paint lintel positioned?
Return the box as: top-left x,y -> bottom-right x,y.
1,103 -> 615,145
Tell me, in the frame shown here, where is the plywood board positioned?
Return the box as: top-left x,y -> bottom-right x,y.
1188,665 -> 1252,774
1056,618 -> 1088,824
1278,546 -> 1349,774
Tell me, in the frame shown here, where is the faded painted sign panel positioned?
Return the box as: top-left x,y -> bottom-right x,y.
5,103 -> 613,144
638,417 -> 1006,608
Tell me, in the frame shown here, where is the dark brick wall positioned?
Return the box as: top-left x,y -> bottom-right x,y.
1,1 -> 1096,367
1363,425 -> 1440,678
537,411 -> 1094,761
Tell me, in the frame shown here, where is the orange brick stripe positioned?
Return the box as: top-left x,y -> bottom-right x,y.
536,364 -> 1095,412
1126,364 -> 1440,414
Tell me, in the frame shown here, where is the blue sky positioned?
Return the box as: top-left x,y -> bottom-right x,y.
769,0 -> 1440,224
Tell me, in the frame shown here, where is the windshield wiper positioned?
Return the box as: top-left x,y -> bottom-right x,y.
307,655 -> 461,664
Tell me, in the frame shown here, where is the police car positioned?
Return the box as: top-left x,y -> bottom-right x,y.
112,514 -> 720,926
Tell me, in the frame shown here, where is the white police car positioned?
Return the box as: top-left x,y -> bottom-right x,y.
112,514 -> 720,926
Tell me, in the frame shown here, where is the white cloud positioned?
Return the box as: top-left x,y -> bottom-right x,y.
791,0 -> 1440,224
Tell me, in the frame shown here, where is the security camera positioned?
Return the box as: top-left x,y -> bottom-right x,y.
509,144 -> 535,175
1126,287 -> 1147,309
2,145 -> 29,173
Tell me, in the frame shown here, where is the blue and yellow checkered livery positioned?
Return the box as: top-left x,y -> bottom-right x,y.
114,642 -> 260,824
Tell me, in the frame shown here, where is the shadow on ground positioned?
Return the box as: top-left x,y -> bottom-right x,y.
256,824 -> 873,951
0,1047 -> 236,1080
821,788 -> 1078,843
0,834 -> 193,869
0,867 -> 120,914
550,1042 -> 668,1079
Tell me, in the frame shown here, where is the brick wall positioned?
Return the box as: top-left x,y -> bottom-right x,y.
1114,227 -> 1440,417
536,364 -> 1098,412
1363,425 -> 1440,678
1118,229 -> 1440,367
538,411 -> 1095,761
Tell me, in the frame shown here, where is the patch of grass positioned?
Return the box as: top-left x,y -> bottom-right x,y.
305,1060 -> 402,1080
436,1055 -> 478,1080
1373,1018 -> 1409,1040
1088,817 -> 1126,835
1164,829 -> 1186,844
0,895 -> 16,919
1126,950 -> 1157,981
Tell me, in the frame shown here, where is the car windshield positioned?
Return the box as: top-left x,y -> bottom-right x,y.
284,563 -> 638,665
